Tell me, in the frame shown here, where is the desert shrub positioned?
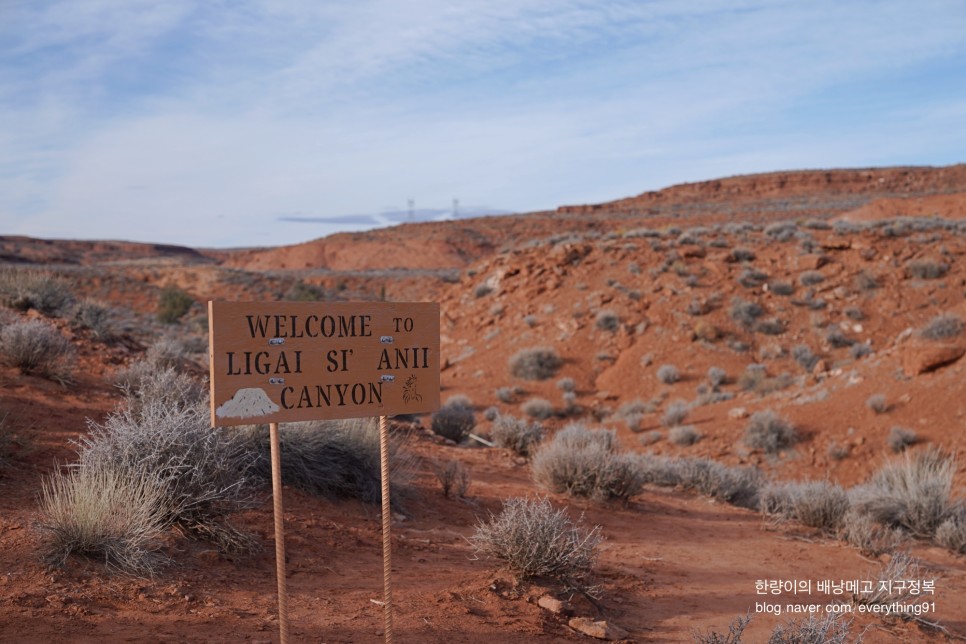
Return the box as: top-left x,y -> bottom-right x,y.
825,328 -> 854,348
0,319 -> 75,383
561,391 -> 578,415
71,300 -> 118,341
852,552 -> 921,612
285,280 -> 326,301
844,306 -> 865,321
886,427 -> 918,454
865,394 -> 888,415
491,415 -> 544,457
768,612 -> 853,644
509,346 -> 562,381
483,406 -> 499,421
639,430 -> 662,445
113,362 -> 206,417
0,269 -> 74,316
145,334 -> 194,371
729,248 -> 756,262
531,424 -> 645,502
431,398 -> 476,442
156,286 -> 194,324
798,270 -> 825,286
849,342 -> 872,359
905,259 -> 949,280
692,613 -> 751,644
791,345 -> 819,371
729,297 -> 764,328
849,448 -> 955,538
595,310 -> 620,332
765,221 -> 797,241
556,377 -> 576,392
840,510 -> 904,556
239,418 -> 406,506
768,281 -> 795,296
707,366 -> 727,389
669,425 -> 700,446
35,465 -> 168,575
737,268 -> 768,289
644,456 -> 762,509
919,313 -> 964,340
470,496 -> 601,589
521,397 -> 553,420
754,318 -> 784,335
661,400 -> 690,428
474,283 -> 493,298
760,481 -> 849,533
495,386 -> 515,403
433,460 -> 470,498
78,377 -> 257,552
738,363 -> 767,391
656,364 -> 680,384
935,506 -> 966,554
744,410 -> 796,454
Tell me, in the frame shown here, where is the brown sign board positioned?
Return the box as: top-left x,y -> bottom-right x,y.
208,301 -> 440,427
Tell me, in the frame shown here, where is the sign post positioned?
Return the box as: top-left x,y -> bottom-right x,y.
208,301 -> 440,643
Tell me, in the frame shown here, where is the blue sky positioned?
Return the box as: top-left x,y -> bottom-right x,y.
1,1 -> 965,248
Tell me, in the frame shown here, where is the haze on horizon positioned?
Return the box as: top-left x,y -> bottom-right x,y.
2,1 -> 965,249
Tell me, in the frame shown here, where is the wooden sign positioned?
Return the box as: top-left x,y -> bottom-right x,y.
208,301 -> 440,427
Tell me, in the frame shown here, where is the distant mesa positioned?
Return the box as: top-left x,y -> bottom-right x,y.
216,387 -> 280,419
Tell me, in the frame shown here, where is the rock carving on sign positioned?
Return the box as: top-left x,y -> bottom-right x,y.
216,387 -> 280,419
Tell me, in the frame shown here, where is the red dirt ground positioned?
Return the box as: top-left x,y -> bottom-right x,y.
2,165 -> 966,643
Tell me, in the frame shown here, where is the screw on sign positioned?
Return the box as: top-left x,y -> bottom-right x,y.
208,301 -> 440,643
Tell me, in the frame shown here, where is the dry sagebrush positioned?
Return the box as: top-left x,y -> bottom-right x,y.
471,496 -> 601,590
531,423 -> 645,502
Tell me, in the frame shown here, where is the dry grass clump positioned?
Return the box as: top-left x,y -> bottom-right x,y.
509,346 -> 562,381
848,448 -> 955,539
156,286 -> 194,324
661,400 -> 690,428
887,426 -> 918,453
237,418 -> 407,506
595,310 -> 620,331
865,393 -> 888,415
78,368 -> 257,552
668,425 -> 701,446
768,612 -> 853,644
0,319 -> 75,383
639,455 -> 762,509
905,259 -> 949,280
432,460 -> 470,498
656,364 -> 680,384
760,480 -> 849,534
71,299 -> 119,342
431,398 -> 476,442
918,314 -> 964,340
707,366 -> 727,389
743,410 -> 796,454
691,613 -> 751,643
0,268 -> 74,316
531,424 -> 645,502
792,345 -> 819,371
35,465 -> 169,576
490,415 -> 544,457
935,506 -> 966,554
470,496 -> 601,590
521,397 -> 553,420
851,552 -> 922,613
730,297 -> 764,328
